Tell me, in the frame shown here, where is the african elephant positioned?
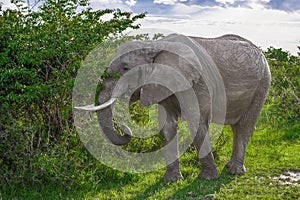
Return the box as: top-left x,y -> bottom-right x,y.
75,34 -> 271,181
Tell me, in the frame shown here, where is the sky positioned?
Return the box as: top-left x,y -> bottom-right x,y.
1,0 -> 300,54
91,0 -> 300,55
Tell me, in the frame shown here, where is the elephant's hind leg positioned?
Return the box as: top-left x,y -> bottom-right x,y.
194,123 -> 219,180
226,123 -> 249,174
227,76 -> 270,175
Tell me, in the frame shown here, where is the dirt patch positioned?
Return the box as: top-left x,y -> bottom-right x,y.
271,170 -> 300,186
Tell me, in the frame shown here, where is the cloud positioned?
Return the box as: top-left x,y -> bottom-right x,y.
0,0 -> 23,10
246,0 -> 271,9
267,0 -> 300,11
125,0 -> 137,6
214,0 -> 300,11
215,0 -> 236,4
0,0 -> 298,54
153,0 -> 300,11
153,0 -> 187,5
140,6 -> 300,54
213,0 -> 272,9
89,0 -> 132,11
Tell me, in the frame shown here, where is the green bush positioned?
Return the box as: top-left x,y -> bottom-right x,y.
263,47 -> 300,126
0,0 -> 145,188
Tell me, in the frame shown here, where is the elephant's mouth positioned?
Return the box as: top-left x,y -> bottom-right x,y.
74,87 -> 144,146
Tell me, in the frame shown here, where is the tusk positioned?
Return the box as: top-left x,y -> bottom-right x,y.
74,98 -> 116,111
120,125 -> 132,137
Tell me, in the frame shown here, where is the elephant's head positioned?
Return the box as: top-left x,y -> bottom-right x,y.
76,34 -> 204,146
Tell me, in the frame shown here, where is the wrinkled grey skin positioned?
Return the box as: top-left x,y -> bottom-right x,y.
96,34 -> 271,181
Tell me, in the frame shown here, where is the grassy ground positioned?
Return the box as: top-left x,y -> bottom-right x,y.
1,118 -> 299,199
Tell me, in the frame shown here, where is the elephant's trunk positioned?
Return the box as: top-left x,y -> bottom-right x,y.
75,76 -> 132,145
97,76 -> 132,146
97,105 -> 132,146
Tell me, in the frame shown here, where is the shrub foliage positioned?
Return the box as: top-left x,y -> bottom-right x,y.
0,0 -> 145,188
264,47 -> 300,125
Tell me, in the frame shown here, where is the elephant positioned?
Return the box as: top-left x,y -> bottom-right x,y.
75,33 -> 271,181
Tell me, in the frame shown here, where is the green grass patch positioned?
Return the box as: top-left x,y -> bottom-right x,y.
2,122 -> 299,199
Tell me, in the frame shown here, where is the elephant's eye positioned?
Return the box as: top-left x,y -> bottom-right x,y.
123,66 -> 129,71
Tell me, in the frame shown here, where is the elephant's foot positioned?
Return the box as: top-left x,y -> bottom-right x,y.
198,151 -> 219,180
226,159 -> 246,175
198,168 -> 219,180
163,171 -> 183,182
163,160 -> 183,181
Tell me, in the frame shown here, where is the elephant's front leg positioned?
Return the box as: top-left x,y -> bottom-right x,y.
158,104 -> 183,181
194,123 -> 219,180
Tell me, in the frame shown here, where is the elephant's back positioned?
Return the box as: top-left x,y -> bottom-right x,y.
191,36 -> 268,87
190,36 -> 269,124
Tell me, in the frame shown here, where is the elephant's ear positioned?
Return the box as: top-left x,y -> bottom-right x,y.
139,50 -> 200,106
140,35 -> 204,106
157,34 -> 204,86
